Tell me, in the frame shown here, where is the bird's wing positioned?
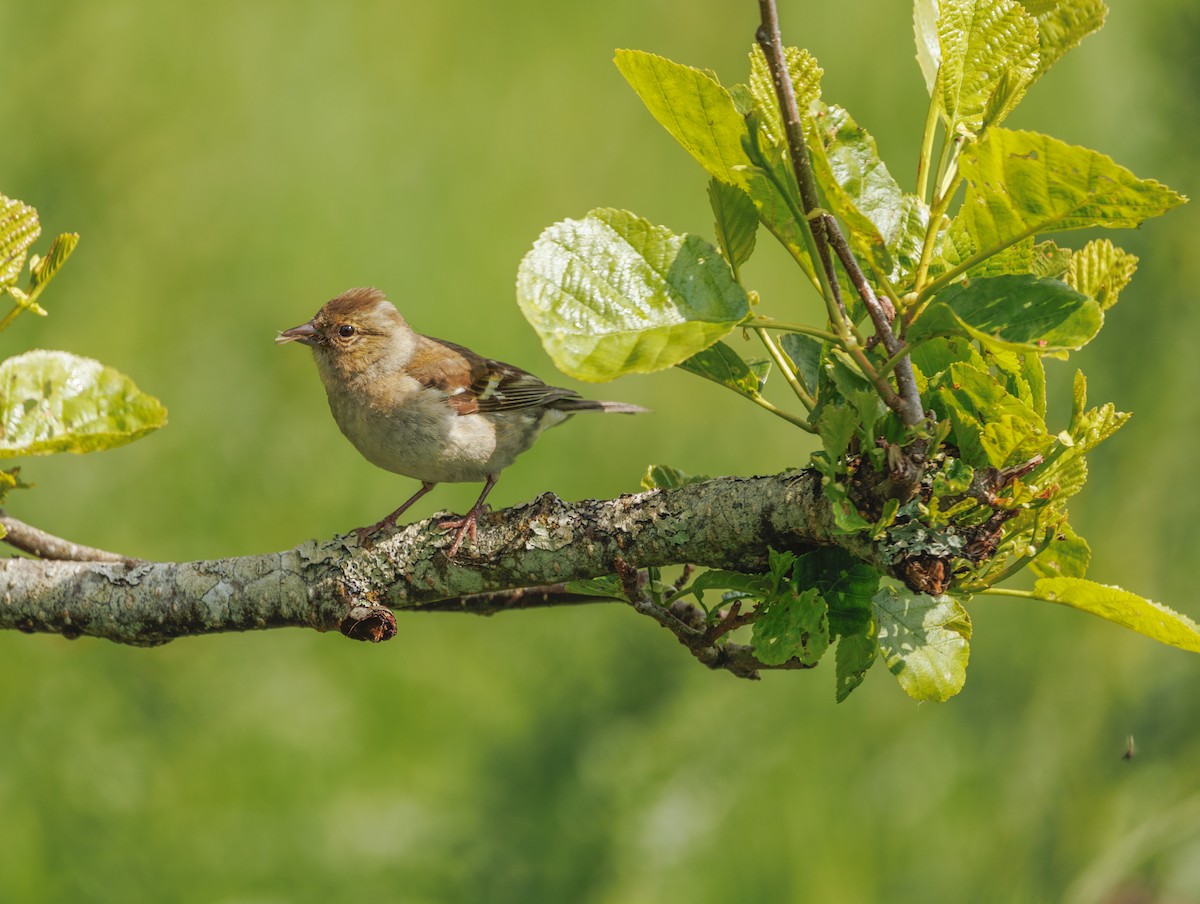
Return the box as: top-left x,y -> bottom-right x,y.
408,336 -> 580,415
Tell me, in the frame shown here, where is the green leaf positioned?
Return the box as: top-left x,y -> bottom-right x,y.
1030,239 -> 1072,279
910,274 -> 1102,358
0,195 -> 40,288
807,104 -> 930,280
516,209 -> 750,382
27,232 -> 79,302
910,336 -> 987,385
677,340 -> 766,400
958,129 -> 1187,260
747,43 -> 823,151
1031,577 -> 1200,654
641,464 -> 710,491
752,586 -> 830,666
1024,0 -> 1107,81
1029,522 -> 1091,579
929,362 -> 1050,468
835,625 -> 878,702
1066,238 -> 1137,311
935,0 -> 1039,132
615,50 -> 750,187
913,0 -> 941,93
874,586 -> 972,702
0,350 -> 167,455
563,576 -> 628,600
779,333 -> 822,396
817,404 -> 858,461
708,179 -> 758,272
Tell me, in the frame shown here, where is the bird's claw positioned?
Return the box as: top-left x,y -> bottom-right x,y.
439,509 -> 484,557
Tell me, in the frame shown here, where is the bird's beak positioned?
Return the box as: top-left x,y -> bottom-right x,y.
276,321 -> 320,346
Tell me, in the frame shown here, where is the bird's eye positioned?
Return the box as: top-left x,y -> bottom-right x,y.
338,324 -> 355,338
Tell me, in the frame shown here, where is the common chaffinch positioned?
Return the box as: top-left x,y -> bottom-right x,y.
277,287 -> 646,554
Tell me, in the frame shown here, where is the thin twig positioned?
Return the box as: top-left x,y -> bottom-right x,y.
0,510 -> 141,565
416,583 -> 621,615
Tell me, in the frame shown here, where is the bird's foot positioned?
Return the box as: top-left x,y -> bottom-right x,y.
354,514 -> 396,548
438,504 -> 491,557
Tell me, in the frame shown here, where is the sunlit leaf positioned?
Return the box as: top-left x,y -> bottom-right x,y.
1031,578 -> 1200,654
936,0 -> 1039,132
958,129 -> 1187,259
929,361 -> 1051,468
517,209 -> 750,381
747,43 -> 823,150
909,274 -> 1102,358
641,464 -> 710,491
1024,0 -> 1107,81
615,50 -> 750,187
1066,238 -> 1137,311
1030,239 -> 1072,279
874,586 -> 972,702
913,0 -> 941,94
0,195 -> 40,288
27,232 -> 79,301
1029,521 -> 1091,579
0,350 -> 167,455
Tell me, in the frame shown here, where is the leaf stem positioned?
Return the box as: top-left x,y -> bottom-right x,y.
755,327 -> 817,413
915,92 -> 940,203
748,317 -> 838,343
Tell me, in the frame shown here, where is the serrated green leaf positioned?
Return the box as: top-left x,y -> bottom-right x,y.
1030,239 -> 1072,279
910,336 -> 987,386
1031,577 -> 1200,654
1029,522 -> 1091,579
1025,0 -> 1107,81
517,209 -> 750,382
27,232 -> 78,301
909,274 -> 1102,358
1066,238 -> 1137,311
0,195 -> 41,289
914,0 -> 941,93
563,576 -> 628,600
677,340 -> 765,400
641,464 -> 710,491
747,44 -> 823,151
968,235 -> 1033,278
817,404 -> 858,460
0,350 -> 167,455
687,569 -> 766,599
835,626 -> 878,702
874,586 -> 972,702
615,50 -> 750,187
959,129 -> 1187,260
808,104 -> 931,281
930,362 -> 1051,468
708,179 -> 758,272
752,586 -> 830,666
936,0 -> 1039,132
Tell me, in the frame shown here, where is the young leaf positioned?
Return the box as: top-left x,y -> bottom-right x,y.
614,50 -> 750,187
516,208 -> 750,381
1029,522 -> 1091,580
0,350 -> 167,455
807,104 -> 931,280
835,625 -> 877,702
1030,239 -> 1072,279
1066,238 -> 1137,311
1024,0 -> 1107,81
936,0 -> 1039,132
958,129 -> 1187,260
913,0 -> 941,94
929,361 -> 1051,468
747,44 -> 823,150
1031,578 -> 1200,654
564,576 -> 628,600
677,341 -> 767,400
817,404 -> 859,461
909,273 -> 1102,358
0,195 -> 40,288
27,232 -> 79,301
708,179 -> 758,273
778,333 -> 822,396
874,586 -> 972,702
752,586 -> 830,666
641,464 -> 710,491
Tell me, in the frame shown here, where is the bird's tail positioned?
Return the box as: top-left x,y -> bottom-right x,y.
554,398 -> 649,415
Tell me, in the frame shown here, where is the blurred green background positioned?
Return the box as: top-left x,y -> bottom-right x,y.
1,1 -> 1197,901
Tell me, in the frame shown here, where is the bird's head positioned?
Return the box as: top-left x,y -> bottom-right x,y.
277,287 -> 414,381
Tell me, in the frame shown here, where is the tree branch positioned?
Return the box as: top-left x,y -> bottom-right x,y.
0,471 -> 904,649
0,509 -> 141,565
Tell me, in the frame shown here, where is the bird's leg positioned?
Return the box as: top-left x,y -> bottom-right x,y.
439,474 -> 498,557
355,481 -> 436,546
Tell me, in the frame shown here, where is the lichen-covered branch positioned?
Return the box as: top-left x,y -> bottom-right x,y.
0,470 -> 897,650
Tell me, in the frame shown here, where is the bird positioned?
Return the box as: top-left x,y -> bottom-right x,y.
276,287 -> 647,555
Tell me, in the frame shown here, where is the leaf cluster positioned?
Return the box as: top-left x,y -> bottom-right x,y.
518,0 -> 1197,699
0,194 -> 166,528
